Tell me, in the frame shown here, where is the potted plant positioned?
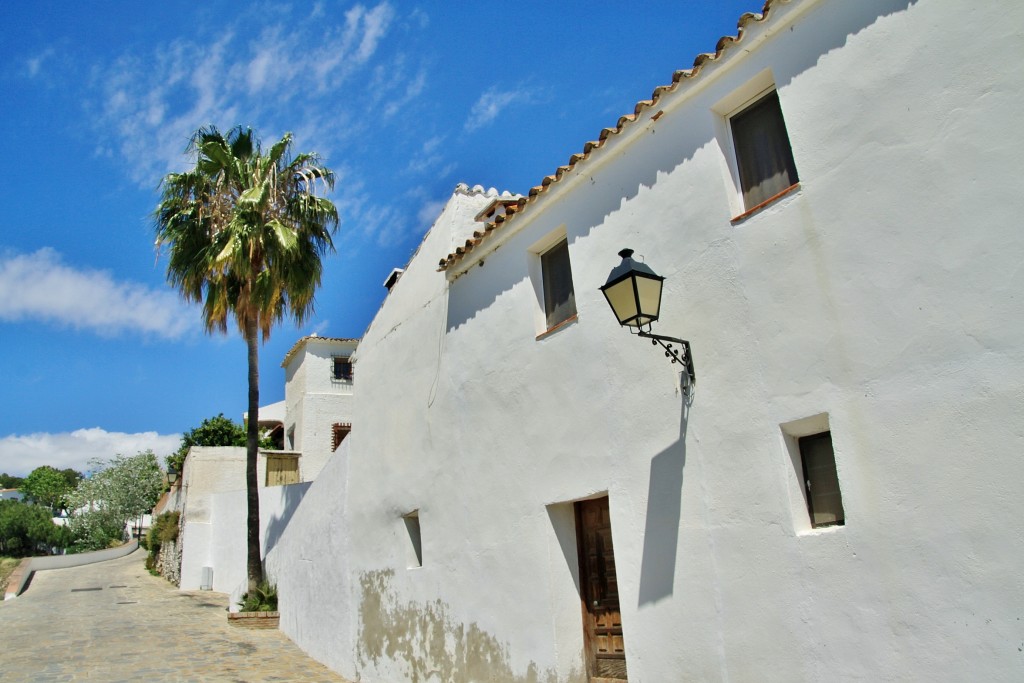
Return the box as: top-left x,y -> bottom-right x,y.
229,581 -> 279,628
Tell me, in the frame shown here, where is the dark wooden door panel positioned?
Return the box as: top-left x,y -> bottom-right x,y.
577,497 -> 627,681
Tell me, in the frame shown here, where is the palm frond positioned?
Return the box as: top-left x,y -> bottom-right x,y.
154,125 -> 339,343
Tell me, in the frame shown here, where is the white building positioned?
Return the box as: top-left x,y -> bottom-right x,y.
173,336 -> 357,596
279,335 -> 358,481
264,0 -> 1024,680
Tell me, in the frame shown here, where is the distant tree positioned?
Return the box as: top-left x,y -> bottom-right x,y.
58,468 -> 83,490
167,413 -> 273,473
20,466 -> 79,514
67,451 -> 165,552
0,473 -> 24,489
0,500 -> 69,556
155,126 -> 338,591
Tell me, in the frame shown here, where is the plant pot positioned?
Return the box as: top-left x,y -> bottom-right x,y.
227,611 -> 279,629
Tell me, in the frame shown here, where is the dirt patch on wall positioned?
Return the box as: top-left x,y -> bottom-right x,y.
358,569 -> 584,683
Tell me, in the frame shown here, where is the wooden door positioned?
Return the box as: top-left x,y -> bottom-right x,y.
576,497 -> 628,681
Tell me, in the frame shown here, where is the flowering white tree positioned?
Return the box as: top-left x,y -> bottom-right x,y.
67,451 -> 165,551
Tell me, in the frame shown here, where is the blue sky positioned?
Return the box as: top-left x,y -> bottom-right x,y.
0,1 -> 758,475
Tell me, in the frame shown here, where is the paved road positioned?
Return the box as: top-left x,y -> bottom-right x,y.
0,550 -> 350,682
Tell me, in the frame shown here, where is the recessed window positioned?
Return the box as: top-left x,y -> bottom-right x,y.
331,423 -> 351,452
540,238 -> 577,329
403,511 -> 423,568
332,357 -> 353,381
798,431 -> 845,528
730,90 -> 799,210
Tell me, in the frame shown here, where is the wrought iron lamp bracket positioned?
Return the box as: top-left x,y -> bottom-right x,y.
632,327 -> 696,400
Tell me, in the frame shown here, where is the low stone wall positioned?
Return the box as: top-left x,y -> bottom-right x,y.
158,538 -> 181,586
4,541 -> 140,600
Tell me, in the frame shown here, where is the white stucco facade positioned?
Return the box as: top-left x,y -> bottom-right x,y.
174,446 -> 312,599
282,335 -> 358,481
173,337 -> 356,597
267,1 -> 1024,681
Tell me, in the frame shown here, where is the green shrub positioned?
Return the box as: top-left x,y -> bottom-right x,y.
238,581 -> 278,612
145,511 -> 180,573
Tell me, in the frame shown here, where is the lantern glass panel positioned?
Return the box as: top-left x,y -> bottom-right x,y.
603,277 -> 639,326
634,275 -> 663,325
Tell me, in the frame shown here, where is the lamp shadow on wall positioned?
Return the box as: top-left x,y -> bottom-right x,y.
637,398 -> 689,606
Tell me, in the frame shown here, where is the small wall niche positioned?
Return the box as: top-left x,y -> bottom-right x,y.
403,510 -> 423,568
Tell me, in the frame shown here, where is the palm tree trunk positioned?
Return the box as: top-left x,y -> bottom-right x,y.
245,315 -> 264,592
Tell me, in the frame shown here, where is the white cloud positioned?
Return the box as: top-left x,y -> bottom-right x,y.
405,134 -> 446,174
25,48 -> 55,78
353,3 -> 395,63
381,62 -> 428,119
0,248 -> 194,339
464,86 -> 534,132
0,428 -> 182,476
85,2 -> 401,186
417,198 -> 446,228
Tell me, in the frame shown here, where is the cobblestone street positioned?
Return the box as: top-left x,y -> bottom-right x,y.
0,550 -> 350,682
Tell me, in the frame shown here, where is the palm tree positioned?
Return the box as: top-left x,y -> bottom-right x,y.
155,126 -> 338,590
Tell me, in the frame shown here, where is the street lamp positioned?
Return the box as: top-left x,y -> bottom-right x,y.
167,465 -> 179,486
600,248 -> 696,399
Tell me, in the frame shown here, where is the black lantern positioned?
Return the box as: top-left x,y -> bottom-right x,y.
599,249 -> 665,328
167,465 -> 179,486
601,248 -> 696,399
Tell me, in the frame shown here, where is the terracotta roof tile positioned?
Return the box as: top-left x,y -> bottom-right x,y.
438,1 -> 778,272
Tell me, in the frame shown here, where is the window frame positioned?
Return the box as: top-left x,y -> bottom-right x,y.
331,423 -> 351,452
331,356 -> 353,382
712,70 -> 802,220
728,87 -> 800,213
264,453 -> 300,487
526,230 -> 579,338
798,431 -> 845,528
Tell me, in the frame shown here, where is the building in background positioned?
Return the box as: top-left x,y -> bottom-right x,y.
171,337 -> 357,598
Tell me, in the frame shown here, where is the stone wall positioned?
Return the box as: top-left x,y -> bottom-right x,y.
158,538 -> 181,586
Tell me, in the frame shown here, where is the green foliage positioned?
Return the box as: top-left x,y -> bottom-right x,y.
144,510 -> 180,572
167,413 -> 273,473
0,473 -> 24,489
65,506 -> 126,552
20,466 -> 80,515
238,581 -> 278,612
154,126 -> 339,342
0,500 -> 69,556
66,451 -> 165,552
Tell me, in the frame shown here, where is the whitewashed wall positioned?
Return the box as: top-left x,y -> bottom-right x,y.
283,337 -> 356,480
265,437 -> 354,672
271,1 -> 1024,681
177,446 -> 312,597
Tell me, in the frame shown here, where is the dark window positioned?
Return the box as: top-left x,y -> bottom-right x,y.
731,90 -> 799,210
799,432 -> 845,528
332,357 -> 353,381
541,238 -> 577,329
331,423 -> 351,452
